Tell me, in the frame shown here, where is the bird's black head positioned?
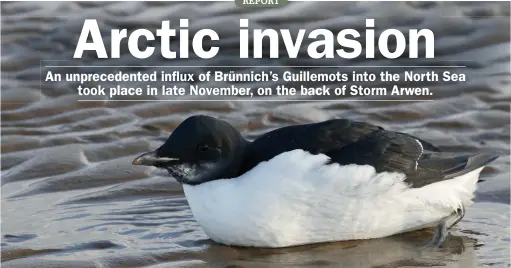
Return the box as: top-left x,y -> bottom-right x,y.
132,115 -> 248,185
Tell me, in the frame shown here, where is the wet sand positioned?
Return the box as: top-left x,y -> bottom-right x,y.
1,1 -> 510,267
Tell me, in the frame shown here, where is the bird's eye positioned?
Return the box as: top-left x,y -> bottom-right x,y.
198,144 -> 210,152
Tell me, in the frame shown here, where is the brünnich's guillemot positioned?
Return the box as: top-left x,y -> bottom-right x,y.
132,115 -> 498,248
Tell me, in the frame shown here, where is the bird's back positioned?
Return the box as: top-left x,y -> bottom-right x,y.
238,118 -> 497,189
239,119 -> 382,175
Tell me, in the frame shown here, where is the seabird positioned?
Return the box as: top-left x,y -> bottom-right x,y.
132,115 -> 498,248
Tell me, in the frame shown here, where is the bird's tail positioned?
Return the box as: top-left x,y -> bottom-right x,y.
442,153 -> 499,180
419,153 -> 499,180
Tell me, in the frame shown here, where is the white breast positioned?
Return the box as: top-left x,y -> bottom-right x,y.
183,149 -> 483,248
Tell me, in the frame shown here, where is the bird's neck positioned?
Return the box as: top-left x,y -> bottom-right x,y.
220,137 -> 250,180
200,135 -> 250,183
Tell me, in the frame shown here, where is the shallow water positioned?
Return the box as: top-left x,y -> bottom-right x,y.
1,1 -> 510,267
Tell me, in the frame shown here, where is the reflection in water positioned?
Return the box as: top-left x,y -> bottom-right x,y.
2,192 -> 509,267
2,228 -> 478,268
181,232 -> 476,268
1,1 -> 510,268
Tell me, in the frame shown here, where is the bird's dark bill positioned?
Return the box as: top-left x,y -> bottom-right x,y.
132,151 -> 179,167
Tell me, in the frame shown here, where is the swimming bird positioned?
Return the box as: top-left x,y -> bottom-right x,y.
132,115 -> 498,248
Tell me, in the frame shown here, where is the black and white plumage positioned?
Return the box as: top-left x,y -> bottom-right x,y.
132,115 -> 498,248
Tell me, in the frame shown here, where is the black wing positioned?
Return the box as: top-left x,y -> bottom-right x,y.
239,119 -> 439,175
327,130 -> 498,188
